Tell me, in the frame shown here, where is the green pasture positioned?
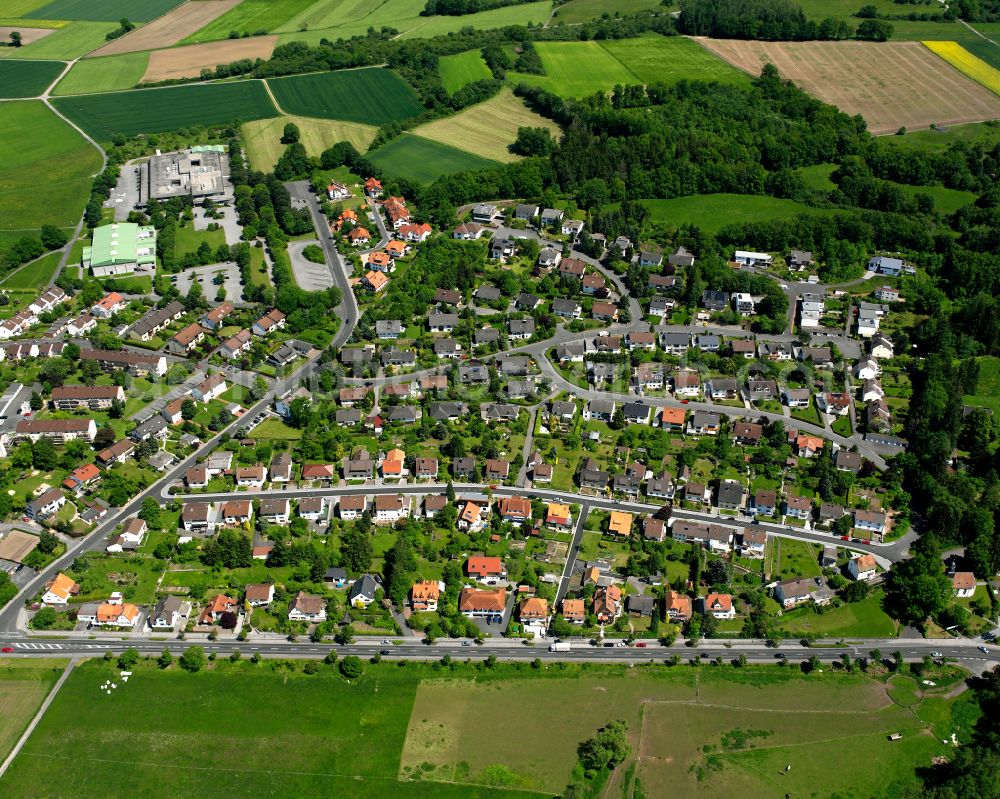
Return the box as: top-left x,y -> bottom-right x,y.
0,59 -> 64,97
52,51 -> 149,95
553,0 -> 664,24
2,22 -> 117,60
183,0 -> 323,43
610,194 -> 836,234
439,49 -> 492,94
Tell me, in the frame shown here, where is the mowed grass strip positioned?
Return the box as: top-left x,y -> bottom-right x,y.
183,0 -> 318,43
25,0 -> 183,22
52,79 -> 278,140
0,59 -> 64,98
4,21 -> 117,60
508,40 -> 634,96
52,51 -> 148,95
267,68 -> 423,125
412,88 -> 560,163
924,40 -> 1000,96
0,659 -> 69,763
439,49 -> 493,94
369,133 -> 499,183
0,100 -> 102,231
620,194 -> 836,233
242,115 -> 377,172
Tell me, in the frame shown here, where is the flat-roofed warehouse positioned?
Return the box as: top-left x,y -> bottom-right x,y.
139,146 -> 232,206
82,223 -> 156,278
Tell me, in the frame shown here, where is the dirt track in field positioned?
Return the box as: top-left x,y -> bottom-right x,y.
88,0 -> 241,57
698,38 -> 1000,134
142,36 -> 276,81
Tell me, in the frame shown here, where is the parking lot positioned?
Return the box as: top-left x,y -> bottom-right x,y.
172,262 -> 243,304
288,240 -> 335,291
105,163 -> 141,222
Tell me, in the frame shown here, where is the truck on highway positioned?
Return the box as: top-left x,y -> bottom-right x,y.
549,642 -> 571,652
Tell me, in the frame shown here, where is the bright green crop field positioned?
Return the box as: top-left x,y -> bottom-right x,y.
52,51 -> 149,96
369,133 -> 499,183
1,22 -> 117,60
267,68 -> 423,125
52,80 -> 278,140
0,59 -> 64,98
507,35 -> 747,97
25,0 -> 183,21
625,193 -> 838,233
0,100 -> 102,233
439,49 -> 492,94
182,0 -> 318,43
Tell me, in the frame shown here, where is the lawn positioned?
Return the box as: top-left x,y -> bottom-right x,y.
778,591 -> 900,638
241,114 -> 377,172
174,222 -> 225,258
25,0 -> 184,22
0,60 -> 64,98
267,68 -> 423,125
412,88 -> 561,163
182,0 -> 318,43
508,35 -> 748,97
831,414 -> 853,437
0,659 -> 68,763
439,49 -> 492,94
768,537 -> 822,580
623,194 -> 836,234
0,101 -> 103,233
252,418 -> 303,439
52,80 -> 277,141
369,133 -> 499,183
964,355 -> 1000,415
2,22 -> 118,60
52,51 -> 149,96
790,400 -> 823,426
0,251 -> 61,290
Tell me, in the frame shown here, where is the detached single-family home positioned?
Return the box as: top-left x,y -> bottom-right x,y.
847,554 -> 877,581
288,591 -> 327,622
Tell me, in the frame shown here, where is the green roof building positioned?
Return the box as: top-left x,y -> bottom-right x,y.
83,223 -> 156,278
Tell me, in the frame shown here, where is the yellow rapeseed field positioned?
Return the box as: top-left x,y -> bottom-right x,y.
924,40 -> 1000,96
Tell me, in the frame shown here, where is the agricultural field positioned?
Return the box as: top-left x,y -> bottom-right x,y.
267,68 -> 423,125
796,0 -> 903,23
439,49 -> 492,94
369,133 -> 499,183
141,36 -> 277,82
52,79 -> 278,140
0,59 -> 63,98
0,659 -> 959,799
52,51 -> 149,95
0,659 -> 68,763
0,0 -> 54,15
24,0 -> 184,22
552,0 -> 664,24
889,19 -> 1000,71
182,0 -> 318,43
618,194 -> 836,234
896,182 -> 978,214
2,21 -> 117,60
88,0 -> 242,57
0,101 -> 102,235
924,40 -> 1000,96
508,35 -> 747,97
412,88 -> 561,163
275,0 -> 552,46
242,115 -> 377,172
0,26 -> 58,50
700,39 -> 1000,135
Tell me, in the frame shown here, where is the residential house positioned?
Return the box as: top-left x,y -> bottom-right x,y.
200,302 -> 234,331
288,591 -> 327,623
252,309 -> 286,337
546,502 -> 572,530
774,578 -> 814,609
740,526 -> 767,558
665,590 -> 693,622
687,411 -> 721,436
701,593 -> 735,619
349,575 -> 381,607
411,580 -> 444,612
593,585 -> 623,624
952,571 -> 976,598
246,583 -> 275,607
459,587 -> 506,619
716,480 -> 745,511
751,490 -> 776,517
847,554 -> 877,581
784,495 -> 812,519
467,555 -> 506,582
374,494 -> 408,523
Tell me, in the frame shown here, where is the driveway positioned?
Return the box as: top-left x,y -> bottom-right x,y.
288,240 -> 335,291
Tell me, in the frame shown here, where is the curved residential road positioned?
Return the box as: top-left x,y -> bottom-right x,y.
159,482 -> 905,562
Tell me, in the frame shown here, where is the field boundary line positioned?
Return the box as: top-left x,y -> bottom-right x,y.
0,657 -> 77,779
596,41 -> 646,85
260,78 -> 286,115
642,698 -> 892,715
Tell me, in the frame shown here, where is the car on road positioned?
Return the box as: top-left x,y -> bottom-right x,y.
462,641 -> 472,646
775,652 -> 786,659
980,645 -> 990,653
634,642 -> 647,648
1,647 -> 12,653
379,650 -> 390,655
603,642 -> 614,647
931,651 -> 943,658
